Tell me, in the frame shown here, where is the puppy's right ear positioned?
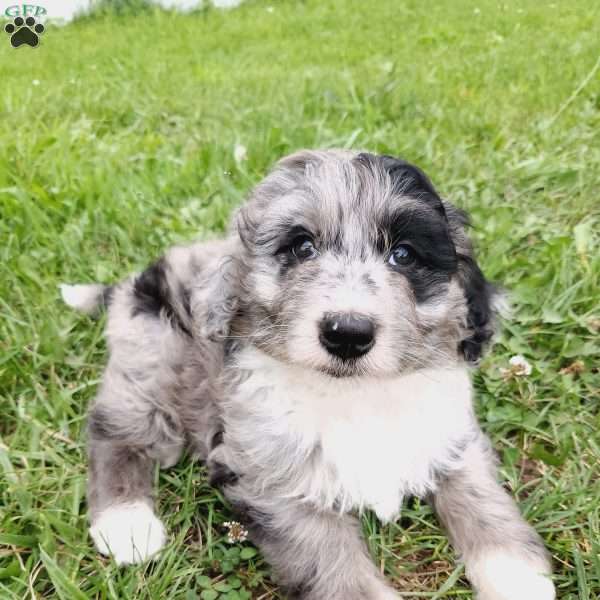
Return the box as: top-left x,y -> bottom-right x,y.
276,149 -> 322,172
192,253 -> 243,342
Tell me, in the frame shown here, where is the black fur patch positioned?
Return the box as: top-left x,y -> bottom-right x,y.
132,258 -> 172,319
357,153 -> 448,218
208,461 -> 239,487
356,153 -> 459,303
102,285 -> 114,308
402,265 -> 453,304
382,207 -> 456,269
458,255 -> 496,362
210,429 -> 224,450
132,258 -> 192,336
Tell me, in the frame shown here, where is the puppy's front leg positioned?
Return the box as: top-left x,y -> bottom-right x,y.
433,434 -> 555,600
254,507 -> 399,600
222,484 -> 399,599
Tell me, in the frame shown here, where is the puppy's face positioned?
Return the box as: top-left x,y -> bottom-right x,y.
233,150 -> 495,377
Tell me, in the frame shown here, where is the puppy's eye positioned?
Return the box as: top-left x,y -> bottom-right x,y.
292,236 -> 319,261
388,244 -> 416,267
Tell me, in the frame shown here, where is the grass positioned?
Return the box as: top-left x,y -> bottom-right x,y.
0,0 -> 599,597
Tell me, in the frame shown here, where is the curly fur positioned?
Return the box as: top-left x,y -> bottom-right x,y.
63,150 -> 554,599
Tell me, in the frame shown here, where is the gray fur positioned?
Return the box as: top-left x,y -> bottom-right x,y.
433,434 -> 551,598
72,150 -> 553,598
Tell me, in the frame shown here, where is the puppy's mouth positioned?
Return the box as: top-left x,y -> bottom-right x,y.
318,360 -> 366,378
281,313 -> 381,378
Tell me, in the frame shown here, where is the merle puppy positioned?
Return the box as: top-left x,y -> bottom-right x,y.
62,150 -> 555,600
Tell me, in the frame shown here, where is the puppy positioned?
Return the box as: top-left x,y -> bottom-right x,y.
62,150 -> 555,600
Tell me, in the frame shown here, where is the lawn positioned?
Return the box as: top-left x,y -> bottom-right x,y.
0,0 -> 599,598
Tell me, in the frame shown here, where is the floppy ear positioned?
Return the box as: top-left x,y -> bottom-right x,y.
440,201 -> 499,363
457,255 -> 498,363
191,252 -> 243,342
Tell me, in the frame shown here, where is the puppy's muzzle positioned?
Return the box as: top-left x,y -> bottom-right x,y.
319,313 -> 375,360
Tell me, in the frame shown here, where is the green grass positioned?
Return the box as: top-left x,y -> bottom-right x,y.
1,0 -> 599,597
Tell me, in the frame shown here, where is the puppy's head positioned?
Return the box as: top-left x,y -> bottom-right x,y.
219,150 -> 497,377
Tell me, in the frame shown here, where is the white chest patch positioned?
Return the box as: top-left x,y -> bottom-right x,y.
224,348 -> 476,523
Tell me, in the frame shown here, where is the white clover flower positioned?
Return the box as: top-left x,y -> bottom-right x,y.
223,520 -> 248,543
509,355 -> 532,375
501,354 -> 532,378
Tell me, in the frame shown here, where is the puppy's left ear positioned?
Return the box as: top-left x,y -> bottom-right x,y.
444,204 -> 500,363
456,254 -> 498,363
192,251 -> 243,342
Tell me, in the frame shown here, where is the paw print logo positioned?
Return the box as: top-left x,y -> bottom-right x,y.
4,16 -> 45,48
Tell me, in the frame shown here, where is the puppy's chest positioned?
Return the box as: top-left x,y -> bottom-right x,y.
226,355 -> 474,522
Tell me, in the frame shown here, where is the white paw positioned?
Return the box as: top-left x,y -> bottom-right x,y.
470,552 -> 555,600
90,502 -> 167,565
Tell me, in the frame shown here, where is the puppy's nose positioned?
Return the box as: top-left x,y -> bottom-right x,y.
319,313 -> 375,360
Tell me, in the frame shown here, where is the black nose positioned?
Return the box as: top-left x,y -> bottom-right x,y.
319,313 -> 376,360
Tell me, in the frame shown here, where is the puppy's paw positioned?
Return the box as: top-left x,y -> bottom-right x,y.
90,502 -> 167,565
470,552 -> 555,600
